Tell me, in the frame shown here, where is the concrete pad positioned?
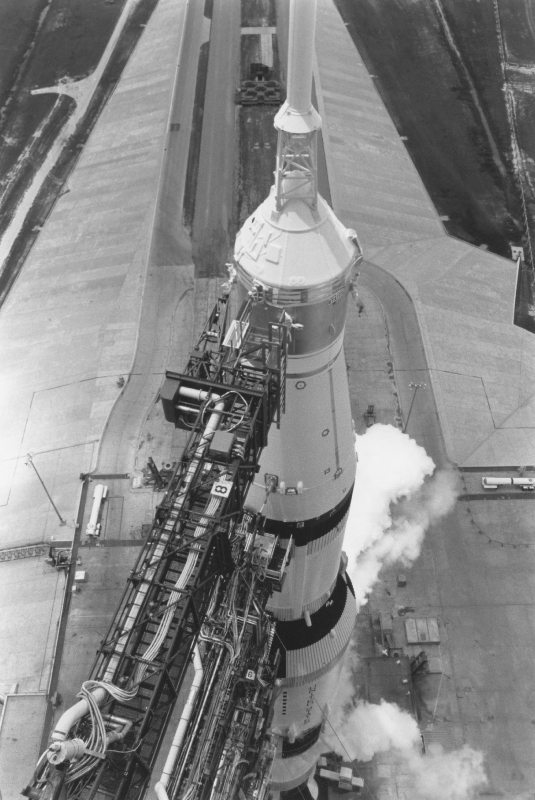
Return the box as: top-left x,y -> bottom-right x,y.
316,0 -> 535,468
0,693 -> 47,799
0,0 -> 191,764
0,0 -> 189,546
0,558 -> 65,692
345,286 -> 403,432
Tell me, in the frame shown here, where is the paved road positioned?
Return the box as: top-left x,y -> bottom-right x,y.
96,0 -> 201,476
192,0 -> 240,276
360,258 -> 535,794
359,260 -> 445,467
151,0 -> 206,267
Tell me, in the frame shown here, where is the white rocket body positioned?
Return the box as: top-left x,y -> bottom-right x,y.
234,1 -> 362,791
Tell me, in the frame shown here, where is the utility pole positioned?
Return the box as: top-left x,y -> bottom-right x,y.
403,381 -> 426,434
26,453 -> 66,526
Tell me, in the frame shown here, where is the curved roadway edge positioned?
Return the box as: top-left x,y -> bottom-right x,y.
357,260 -> 449,469
315,0 -> 535,469
0,0 -> 193,545
96,0 -> 204,475
0,0 -> 196,788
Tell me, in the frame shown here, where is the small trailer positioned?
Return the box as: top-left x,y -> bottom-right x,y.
86,483 -> 108,536
481,477 -> 512,489
512,477 -> 535,490
482,476 -> 535,491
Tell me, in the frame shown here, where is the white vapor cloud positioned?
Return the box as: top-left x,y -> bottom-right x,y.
407,743 -> 487,800
323,698 -> 487,800
331,698 -> 420,761
343,424 -> 459,608
325,426 -> 485,798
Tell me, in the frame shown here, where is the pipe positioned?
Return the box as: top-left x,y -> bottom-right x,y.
47,738 -> 86,765
50,687 -> 107,742
104,714 -> 134,745
154,646 -> 204,800
172,647 -> 227,790
49,398 -> 225,746
178,387 -> 220,403
103,396 -> 226,682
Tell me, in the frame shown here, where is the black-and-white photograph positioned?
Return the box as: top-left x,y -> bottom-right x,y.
0,1 -> 534,798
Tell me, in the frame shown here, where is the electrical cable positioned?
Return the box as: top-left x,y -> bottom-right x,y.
134,495 -> 222,685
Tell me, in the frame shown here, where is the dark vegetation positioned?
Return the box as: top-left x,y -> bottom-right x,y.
0,0 -> 160,306
0,0 -> 131,181
334,0 -> 523,256
0,0 -> 48,111
333,0 -> 535,331
2,0 -> 534,326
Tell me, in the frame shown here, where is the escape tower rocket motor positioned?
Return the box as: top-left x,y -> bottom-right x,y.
234,0 -> 363,794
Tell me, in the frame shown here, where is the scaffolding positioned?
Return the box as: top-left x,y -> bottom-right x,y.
23,295 -> 288,800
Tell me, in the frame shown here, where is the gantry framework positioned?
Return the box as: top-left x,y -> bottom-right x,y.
24,293 -> 289,800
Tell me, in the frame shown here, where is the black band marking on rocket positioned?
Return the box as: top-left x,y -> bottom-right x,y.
281,723 -> 322,759
280,786 -> 316,800
273,574 -> 351,676
264,487 -> 353,548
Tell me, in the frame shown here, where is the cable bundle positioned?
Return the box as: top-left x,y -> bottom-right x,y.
133,496 -> 222,685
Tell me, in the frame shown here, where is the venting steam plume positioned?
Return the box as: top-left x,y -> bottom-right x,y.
323,696 -> 487,799
343,423 -> 459,608
324,425 -> 487,798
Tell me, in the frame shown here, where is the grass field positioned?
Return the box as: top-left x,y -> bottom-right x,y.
0,0 -> 48,110
0,0 -> 160,306
0,0 -> 131,182
334,0 -> 525,258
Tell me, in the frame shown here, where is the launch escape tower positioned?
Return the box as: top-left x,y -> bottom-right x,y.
22,1 -> 363,798
233,0 -> 362,794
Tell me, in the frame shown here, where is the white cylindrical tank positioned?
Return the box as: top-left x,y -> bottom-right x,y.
235,179 -> 360,791
481,477 -> 512,489
512,477 -> 535,489
86,483 -> 108,536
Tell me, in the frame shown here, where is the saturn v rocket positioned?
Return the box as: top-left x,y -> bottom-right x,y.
234,0 -> 362,794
